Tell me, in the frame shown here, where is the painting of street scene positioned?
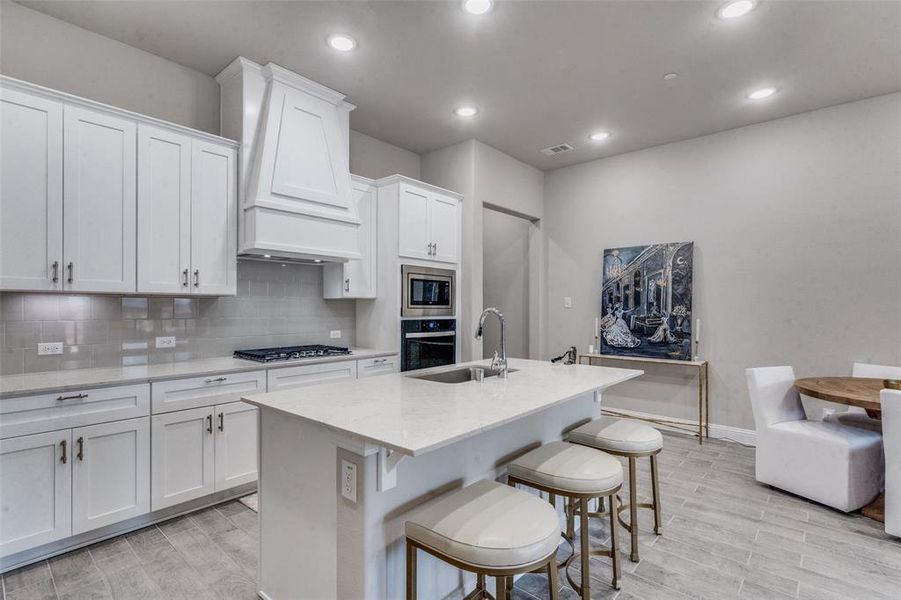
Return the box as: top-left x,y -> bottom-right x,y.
600,242 -> 694,361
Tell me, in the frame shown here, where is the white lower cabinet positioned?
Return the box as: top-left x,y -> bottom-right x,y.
267,360 -> 358,392
151,406 -> 215,511
357,355 -> 399,378
0,430 -> 72,557
214,401 -> 258,491
72,417 -> 150,535
151,401 -> 257,511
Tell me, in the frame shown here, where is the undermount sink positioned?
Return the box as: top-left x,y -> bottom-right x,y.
409,366 -> 519,384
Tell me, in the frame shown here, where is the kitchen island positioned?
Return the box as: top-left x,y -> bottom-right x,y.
242,358 -> 642,599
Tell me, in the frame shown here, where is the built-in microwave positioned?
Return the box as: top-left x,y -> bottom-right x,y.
401,265 -> 455,317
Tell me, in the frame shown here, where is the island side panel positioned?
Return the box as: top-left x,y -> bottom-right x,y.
358,392 -> 600,599
258,408 -> 340,600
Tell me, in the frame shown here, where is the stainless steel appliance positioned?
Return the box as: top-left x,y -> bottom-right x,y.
401,319 -> 456,371
234,345 -> 351,363
401,264 -> 455,317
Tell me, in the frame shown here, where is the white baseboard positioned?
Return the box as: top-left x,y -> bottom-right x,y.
601,406 -> 757,447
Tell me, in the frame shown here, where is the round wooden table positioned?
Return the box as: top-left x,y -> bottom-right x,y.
794,376 -> 896,522
794,377 -> 886,416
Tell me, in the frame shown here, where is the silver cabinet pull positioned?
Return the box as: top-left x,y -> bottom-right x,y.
67,262 -> 74,283
51,261 -> 59,283
76,437 -> 84,461
373,358 -> 387,364
426,242 -> 432,255
57,393 -> 88,402
193,269 -> 200,287
206,414 -> 213,434
60,439 -> 67,464
433,243 -> 437,255
204,376 -> 227,384
182,268 -> 189,287
344,278 -> 350,292
218,412 -> 224,432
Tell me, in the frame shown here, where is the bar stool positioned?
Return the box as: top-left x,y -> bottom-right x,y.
568,418 -> 663,562
507,441 -> 624,597
405,479 -> 562,600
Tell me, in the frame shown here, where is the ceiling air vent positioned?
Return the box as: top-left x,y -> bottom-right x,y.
540,143 -> 574,156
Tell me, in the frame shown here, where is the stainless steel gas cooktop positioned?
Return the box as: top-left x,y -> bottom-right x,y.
233,345 -> 351,363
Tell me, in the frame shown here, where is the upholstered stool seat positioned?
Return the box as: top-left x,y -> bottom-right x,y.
507,441 -> 624,597
568,418 -> 663,454
405,479 -> 561,600
568,418 -> 663,562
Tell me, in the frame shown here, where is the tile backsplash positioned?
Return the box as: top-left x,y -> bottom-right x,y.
0,261 -> 355,375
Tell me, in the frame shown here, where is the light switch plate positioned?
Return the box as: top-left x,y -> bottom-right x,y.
341,460 -> 357,503
155,336 -> 176,349
563,297 -> 573,309
37,342 -> 63,356
330,330 -> 341,339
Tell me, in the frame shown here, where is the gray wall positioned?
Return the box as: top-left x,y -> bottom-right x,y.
350,130 -> 420,180
543,93 -> 901,430
482,208 -> 530,360
0,262 -> 355,375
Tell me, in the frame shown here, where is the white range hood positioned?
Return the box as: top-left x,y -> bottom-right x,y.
217,57 -> 360,263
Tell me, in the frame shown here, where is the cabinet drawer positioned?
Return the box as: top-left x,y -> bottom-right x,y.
151,370 -> 266,414
267,361 -> 357,392
357,356 -> 398,378
0,384 -> 149,440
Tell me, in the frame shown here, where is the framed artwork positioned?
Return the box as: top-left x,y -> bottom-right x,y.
600,242 -> 694,361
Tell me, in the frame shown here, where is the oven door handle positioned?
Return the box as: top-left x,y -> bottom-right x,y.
404,331 -> 457,339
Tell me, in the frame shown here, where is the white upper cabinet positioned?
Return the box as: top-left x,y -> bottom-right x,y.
63,105 -> 137,293
0,88 -> 63,291
396,180 -> 461,264
323,176 -> 377,299
217,58 -> 360,262
190,140 -> 237,295
0,77 -> 238,295
137,125 -> 191,294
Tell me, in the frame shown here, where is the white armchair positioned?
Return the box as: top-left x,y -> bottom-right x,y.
746,366 -> 884,512
825,363 -> 901,432
882,389 -> 901,537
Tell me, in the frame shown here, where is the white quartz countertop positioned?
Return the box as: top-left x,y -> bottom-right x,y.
243,358 -> 643,456
0,348 -> 397,398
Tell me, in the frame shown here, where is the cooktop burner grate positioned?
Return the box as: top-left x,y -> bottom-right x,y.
234,345 -> 351,363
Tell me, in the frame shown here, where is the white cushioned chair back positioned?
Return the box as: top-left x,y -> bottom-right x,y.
746,366 -> 806,431
847,363 -> 901,415
882,389 -> 901,537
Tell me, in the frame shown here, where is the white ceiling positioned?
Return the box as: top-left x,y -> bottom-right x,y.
17,0 -> 901,170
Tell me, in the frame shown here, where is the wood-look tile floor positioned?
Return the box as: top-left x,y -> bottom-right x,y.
3,431 -> 899,600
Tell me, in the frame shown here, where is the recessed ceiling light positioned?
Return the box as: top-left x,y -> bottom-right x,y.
717,0 -> 756,20
463,0 -> 493,15
327,34 -> 356,52
589,131 -> 612,142
263,254 -> 271,258
747,87 -> 777,100
314,259 -> 322,263
663,73 -> 678,81
454,106 -> 479,118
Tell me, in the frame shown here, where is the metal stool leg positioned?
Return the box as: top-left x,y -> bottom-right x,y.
406,541 -> 417,600
496,577 -> 509,600
579,497 -> 591,600
609,495 -> 622,589
650,453 -> 662,534
628,456 -> 639,562
547,557 -> 560,600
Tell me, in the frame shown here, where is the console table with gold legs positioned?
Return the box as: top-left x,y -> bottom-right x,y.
577,353 -> 710,444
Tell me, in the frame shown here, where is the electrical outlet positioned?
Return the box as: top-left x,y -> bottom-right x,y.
155,336 -> 177,349
822,407 -> 836,419
563,297 -> 573,309
330,330 -> 341,339
37,342 -> 63,356
341,460 -> 357,503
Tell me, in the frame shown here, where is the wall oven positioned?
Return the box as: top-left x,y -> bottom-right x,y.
401,265 -> 455,318
401,319 -> 456,372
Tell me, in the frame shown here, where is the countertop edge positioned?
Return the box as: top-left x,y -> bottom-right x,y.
0,349 -> 398,398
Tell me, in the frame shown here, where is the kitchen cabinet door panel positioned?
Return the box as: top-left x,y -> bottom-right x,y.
137,125 -> 191,293
398,184 -> 430,260
191,140 -> 236,295
72,417 -> 150,535
63,105 -> 136,292
214,401 -> 258,491
428,193 -> 459,264
151,407 -> 214,511
0,88 -> 63,291
0,430 -> 71,557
